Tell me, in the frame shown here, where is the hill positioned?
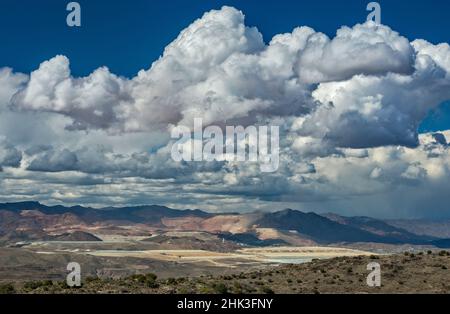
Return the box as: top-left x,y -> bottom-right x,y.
0,201 -> 447,248
3,251 -> 449,294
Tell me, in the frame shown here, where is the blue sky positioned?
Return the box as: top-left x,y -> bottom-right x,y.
0,0 -> 449,132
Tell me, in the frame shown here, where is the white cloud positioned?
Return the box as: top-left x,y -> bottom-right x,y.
295,22 -> 414,84
0,67 -> 27,110
11,55 -> 129,131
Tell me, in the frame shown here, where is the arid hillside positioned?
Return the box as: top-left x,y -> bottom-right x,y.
2,251 -> 449,294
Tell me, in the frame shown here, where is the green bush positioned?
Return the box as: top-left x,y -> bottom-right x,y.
0,283 -> 15,294
130,274 -> 147,283
24,281 -> 44,290
145,273 -> 158,288
261,286 -> 274,294
145,273 -> 157,281
129,273 -> 159,288
212,283 -> 228,294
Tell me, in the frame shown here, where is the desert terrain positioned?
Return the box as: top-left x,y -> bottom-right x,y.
1,250 -> 448,294
1,202 -> 449,294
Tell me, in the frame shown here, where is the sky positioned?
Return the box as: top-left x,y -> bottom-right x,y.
1,0 -> 450,218
1,0 -> 450,77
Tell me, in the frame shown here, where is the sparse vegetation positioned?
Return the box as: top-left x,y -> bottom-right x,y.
3,251 -> 449,294
212,283 -> 228,294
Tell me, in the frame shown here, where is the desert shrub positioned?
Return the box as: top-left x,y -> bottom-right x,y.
212,283 -> 228,294
57,280 -> 70,289
85,276 -> 99,283
232,282 -> 244,294
166,278 -> 177,285
131,273 -> 158,288
130,274 -> 146,283
198,285 -> 215,294
145,273 -> 157,281
24,281 -> 44,290
178,287 -> 193,294
438,250 -> 449,257
41,280 -> 53,287
0,283 -> 15,294
427,250 -> 433,255
261,286 -> 274,294
145,273 -> 159,288
146,281 -> 159,289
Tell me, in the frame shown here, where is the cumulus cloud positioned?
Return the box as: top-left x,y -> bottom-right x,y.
0,67 -> 27,109
295,22 -> 415,84
11,56 -> 129,131
8,7 -> 438,147
0,138 -> 22,169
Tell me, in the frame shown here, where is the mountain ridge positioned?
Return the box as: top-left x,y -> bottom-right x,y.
0,201 -> 448,247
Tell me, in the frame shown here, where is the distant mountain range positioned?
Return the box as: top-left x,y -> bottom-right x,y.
0,201 -> 449,248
